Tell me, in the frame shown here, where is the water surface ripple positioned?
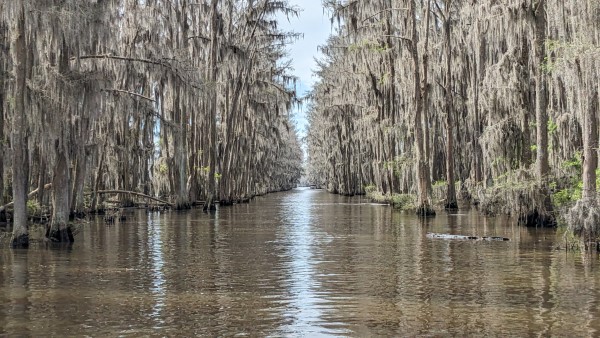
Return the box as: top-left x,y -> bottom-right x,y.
1,188 -> 599,336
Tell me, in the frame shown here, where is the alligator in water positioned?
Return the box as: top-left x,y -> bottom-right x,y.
427,233 -> 510,241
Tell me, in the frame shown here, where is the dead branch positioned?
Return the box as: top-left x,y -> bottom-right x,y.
0,183 -> 53,212
90,190 -> 174,206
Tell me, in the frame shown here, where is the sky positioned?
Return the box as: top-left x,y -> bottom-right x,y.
276,1 -> 332,139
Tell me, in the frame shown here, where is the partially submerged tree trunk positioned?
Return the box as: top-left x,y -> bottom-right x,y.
204,0 -> 219,212
0,21 -> 5,211
411,0 -> 435,216
443,0 -> 458,210
47,39 -> 74,243
173,86 -> 190,210
567,90 -> 599,250
47,143 -> 74,243
0,19 -> 4,211
91,140 -> 106,212
10,4 -> 29,248
0,73 -> 4,211
530,0 -> 554,227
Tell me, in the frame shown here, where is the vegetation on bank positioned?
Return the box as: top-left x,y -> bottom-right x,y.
0,1 -> 303,247
306,1 -> 600,250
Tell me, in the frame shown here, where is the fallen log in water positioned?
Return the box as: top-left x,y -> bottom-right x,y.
427,233 -> 510,241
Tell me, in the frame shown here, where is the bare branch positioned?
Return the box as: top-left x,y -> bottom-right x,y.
361,7 -> 409,23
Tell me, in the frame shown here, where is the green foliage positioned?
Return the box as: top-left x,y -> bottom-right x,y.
364,184 -> 376,194
382,155 -> 413,179
159,162 -> 168,174
551,156 -> 600,209
27,200 -> 41,215
541,40 -> 563,74
562,151 -> 582,171
548,119 -> 558,134
557,224 -> 584,251
552,183 -> 582,208
530,144 -> 537,152
214,173 -> 222,180
365,188 -> 415,211
433,180 -> 446,188
546,39 -> 561,52
366,190 -> 386,203
541,56 -> 555,74
390,194 -> 415,210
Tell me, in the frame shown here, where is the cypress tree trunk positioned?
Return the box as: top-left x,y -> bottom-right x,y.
36,149 -> 47,207
10,4 -> 29,248
47,143 -> 74,243
204,0 -> 219,212
71,145 -> 87,215
173,86 -> 190,209
47,39 -> 74,243
532,0 -> 554,226
471,33 -> 483,185
411,0 -> 435,216
582,92 -> 598,202
173,2 -> 190,210
91,140 -> 106,212
0,22 -> 4,210
534,0 -> 549,180
444,3 -> 458,210
71,114 -> 89,216
0,81 -> 4,209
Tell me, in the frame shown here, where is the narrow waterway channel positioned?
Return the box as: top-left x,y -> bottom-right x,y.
1,188 -> 599,336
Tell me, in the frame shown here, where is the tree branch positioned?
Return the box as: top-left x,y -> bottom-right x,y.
0,184 -> 52,212
361,7 -> 409,23
103,88 -> 155,102
73,54 -> 203,90
381,35 -> 412,44
89,190 -> 174,206
102,88 -> 180,130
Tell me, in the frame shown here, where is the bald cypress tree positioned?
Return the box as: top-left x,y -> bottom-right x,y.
0,0 -> 303,244
9,2 -> 29,247
308,0 -> 599,247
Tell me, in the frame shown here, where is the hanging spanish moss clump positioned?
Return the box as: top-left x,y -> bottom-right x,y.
566,200 -> 600,251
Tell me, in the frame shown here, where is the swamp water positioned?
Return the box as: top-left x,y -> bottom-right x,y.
1,187 -> 599,336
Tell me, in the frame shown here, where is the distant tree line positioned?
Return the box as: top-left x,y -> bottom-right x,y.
307,1 -> 599,247
0,0 -> 303,247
